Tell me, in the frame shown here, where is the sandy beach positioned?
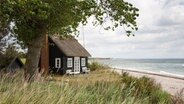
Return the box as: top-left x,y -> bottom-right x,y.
112,68 -> 184,95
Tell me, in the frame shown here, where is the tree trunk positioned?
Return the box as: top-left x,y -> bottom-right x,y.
24,34 -> 44,82
40,35 -> 49,77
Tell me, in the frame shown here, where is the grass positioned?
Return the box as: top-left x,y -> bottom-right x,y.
0,62 -> 183,104
88,61 -> 109,71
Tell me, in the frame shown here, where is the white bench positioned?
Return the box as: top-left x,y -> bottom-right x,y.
66,69 -> 72,75
66,67 -> 90,75
66,69 -> 80,75
82,67 -> 90,73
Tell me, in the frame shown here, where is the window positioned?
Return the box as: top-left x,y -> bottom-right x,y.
81,58 -> 86,66
55,58 -> 61,68
67,58 -> 73,67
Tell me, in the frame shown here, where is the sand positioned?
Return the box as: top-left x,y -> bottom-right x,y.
112,68 -> 184,95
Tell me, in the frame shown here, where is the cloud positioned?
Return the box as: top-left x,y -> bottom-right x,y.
163,0 -> 184,7
157,1 -> 184,27
76,0 -> 184,58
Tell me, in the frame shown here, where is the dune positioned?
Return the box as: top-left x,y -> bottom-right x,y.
112,68 -> 184,95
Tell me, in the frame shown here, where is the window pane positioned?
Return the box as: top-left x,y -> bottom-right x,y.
55,58 -> 61,68
81,58 -> 85,66
67,58 -> 73,67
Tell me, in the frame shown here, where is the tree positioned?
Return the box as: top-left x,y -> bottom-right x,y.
0,0 -> 139,82
0,25 -> 10,53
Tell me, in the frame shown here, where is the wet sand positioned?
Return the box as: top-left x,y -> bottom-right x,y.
112,68 -> 184,95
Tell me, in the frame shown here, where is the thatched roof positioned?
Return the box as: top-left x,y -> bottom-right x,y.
49,36 -> 91,57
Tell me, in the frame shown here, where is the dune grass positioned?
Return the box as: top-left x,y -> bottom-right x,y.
0,62 -> 182,104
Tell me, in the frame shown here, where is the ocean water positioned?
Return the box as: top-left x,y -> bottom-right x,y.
91,58 -> 184,77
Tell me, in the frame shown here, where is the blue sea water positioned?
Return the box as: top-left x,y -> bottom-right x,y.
91,58 -> 184,77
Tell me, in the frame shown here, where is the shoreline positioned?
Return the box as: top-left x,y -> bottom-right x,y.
111,68 -> 184,95
113,68 -> 184,80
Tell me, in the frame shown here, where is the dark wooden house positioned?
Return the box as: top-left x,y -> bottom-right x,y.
40,36 -> 91,75
7,57 -> 24,72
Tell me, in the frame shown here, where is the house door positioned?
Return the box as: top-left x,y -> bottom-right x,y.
74,57 -> 80,73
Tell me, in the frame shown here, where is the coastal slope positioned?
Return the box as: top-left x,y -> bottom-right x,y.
113,69 -> 184,95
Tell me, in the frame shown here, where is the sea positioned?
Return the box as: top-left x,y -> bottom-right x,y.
90,58 -> 184,77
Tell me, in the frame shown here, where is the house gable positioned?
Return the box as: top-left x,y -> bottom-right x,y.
48,38 -> 67,74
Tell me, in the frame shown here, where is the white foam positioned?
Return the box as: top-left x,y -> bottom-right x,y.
114,67 -> 159,74
160,71 -> 184,78
114,66 -> 184,79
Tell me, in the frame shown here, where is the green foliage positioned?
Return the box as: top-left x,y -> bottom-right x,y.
121,72 -> 172,104
0,0 -> 139,45
0,46 -> 19,70
0,45 -> 25,71
88,61 -> 108,71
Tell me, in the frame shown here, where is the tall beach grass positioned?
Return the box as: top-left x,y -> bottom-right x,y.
0,62 -> 183,104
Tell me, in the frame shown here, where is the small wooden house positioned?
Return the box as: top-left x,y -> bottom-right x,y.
7,57 -> 24,72
40,36 -> 91,75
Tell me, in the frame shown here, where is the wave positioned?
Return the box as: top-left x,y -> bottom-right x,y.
114,67 -> 161,74
160,71 -> 184,78
114,66 -> 184,78
112,65 -> 184,78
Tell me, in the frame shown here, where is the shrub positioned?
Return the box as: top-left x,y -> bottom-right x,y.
0,45 -> 26,72
0,46 -> 19,70
88,61 -> 107,71
121,72 -> 172,104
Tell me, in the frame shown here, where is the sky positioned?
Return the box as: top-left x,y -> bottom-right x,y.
76,0 -> 184,59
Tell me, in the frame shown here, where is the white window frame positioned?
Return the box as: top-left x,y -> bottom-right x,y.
67,58 -> 73,68
55,58 -> 61,68
81,58 -> 86,66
